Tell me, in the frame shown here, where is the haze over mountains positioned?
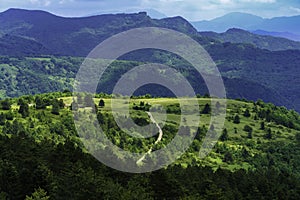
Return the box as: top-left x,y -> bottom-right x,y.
1,8 -> 300,112
192,12 -> 300,41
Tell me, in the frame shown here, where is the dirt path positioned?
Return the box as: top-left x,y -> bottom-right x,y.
136,112 -> 163,165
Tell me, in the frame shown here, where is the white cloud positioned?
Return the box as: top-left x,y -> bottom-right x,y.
289,6 -> 300,13
219,0 -> 233,4
239,0 -> 276,3
30,0 -> 51,6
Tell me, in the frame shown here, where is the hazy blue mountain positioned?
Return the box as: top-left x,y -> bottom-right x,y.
252,30 -> 300,41
260,15 -> 300,35
192,12 -> 264,33
200,28 -> 300,51
192,12 -> 300,40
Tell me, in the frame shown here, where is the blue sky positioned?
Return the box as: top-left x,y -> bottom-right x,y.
0,0 -> 300,20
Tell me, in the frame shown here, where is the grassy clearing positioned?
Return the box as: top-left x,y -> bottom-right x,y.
59,96 -> 299,171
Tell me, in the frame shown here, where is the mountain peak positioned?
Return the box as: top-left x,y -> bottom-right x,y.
0,8 -> 58,20
226,28 -> 249,33
212,12 -> 264,25
158,16 -> 198,34
222,12 -> 263,19
162,15 -> 190,22
2,8 -> 53,15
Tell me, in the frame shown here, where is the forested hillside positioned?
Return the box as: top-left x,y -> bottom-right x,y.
1,52 -> 300,112
0,92 -> 300,199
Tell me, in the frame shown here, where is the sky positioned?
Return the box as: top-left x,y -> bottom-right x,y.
0,0 -> 300,21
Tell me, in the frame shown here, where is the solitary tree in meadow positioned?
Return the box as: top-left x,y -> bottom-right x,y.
99,99 -> 105,107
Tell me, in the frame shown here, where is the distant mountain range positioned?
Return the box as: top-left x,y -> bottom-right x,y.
199,28 -> 300,51
192,12 -> 300,41
251,30 -> 300,42
1,8 -> 300,112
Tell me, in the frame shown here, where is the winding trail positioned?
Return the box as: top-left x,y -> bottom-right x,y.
136,112 -> 163,165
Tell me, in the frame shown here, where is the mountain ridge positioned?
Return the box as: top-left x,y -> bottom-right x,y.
192,12 -> 300,41
252,30 -> 300,41
86,8 -> 167,19
199,28 -> 300,51
0,8 -> 197,56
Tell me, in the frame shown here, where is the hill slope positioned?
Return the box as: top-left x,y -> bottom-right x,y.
0,34 -> 51,56
252,30 -> 300,42
0,55 -> 295,112
0,93 -> 300,198
199,28 -> 300,51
